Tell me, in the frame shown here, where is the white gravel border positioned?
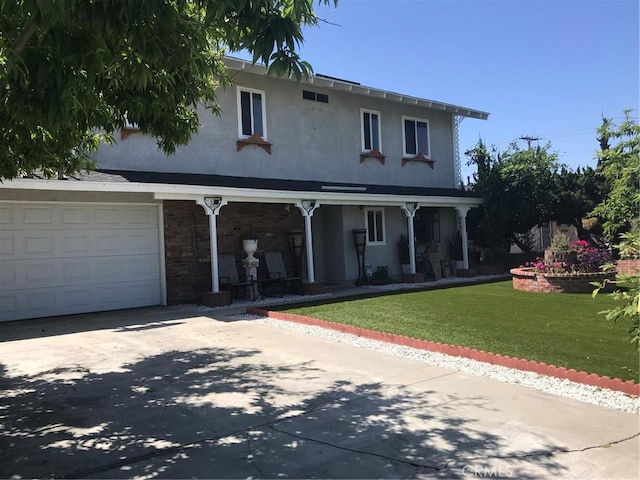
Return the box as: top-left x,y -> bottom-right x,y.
234,314 -> 639,414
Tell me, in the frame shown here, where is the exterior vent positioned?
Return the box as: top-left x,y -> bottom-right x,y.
302,90 -> 329,104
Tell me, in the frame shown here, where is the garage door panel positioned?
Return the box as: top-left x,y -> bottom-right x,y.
129,232 -> 159,253
25,262 -> 57,285
0,235 -> 15,257
95,206 -> 122,225
0,202 -> 162,322
60,206 -> 89,224
0,205 -> 13,224
0,295 -> 18,316
62,260 -> 94,283
22,205 -> 54,224
24,235 -> 55,255
27,291 -> 57,312
0,264 -> 17,289
64,288 -> 95,308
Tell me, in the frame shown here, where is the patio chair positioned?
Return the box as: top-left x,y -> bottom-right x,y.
258,251 -> 301,297
218,253 -> 257,301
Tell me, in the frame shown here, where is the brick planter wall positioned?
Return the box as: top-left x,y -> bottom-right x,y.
510,268 -> 616,294
616,259 -> 640,276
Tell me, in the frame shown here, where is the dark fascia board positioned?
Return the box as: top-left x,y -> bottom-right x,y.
94,169 -> 480,199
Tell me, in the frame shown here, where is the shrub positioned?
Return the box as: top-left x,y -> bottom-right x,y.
550,232 -> 572,251
573,241 -> 613,273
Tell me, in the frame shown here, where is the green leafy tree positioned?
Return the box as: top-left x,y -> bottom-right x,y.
466,138 -> 561,258
590,111 -> 640,351
553,166 -> 606,246
0,0 -> 336,180
590,110 -> 640,241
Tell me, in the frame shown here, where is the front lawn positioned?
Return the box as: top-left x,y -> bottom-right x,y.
284,281 -> 639,382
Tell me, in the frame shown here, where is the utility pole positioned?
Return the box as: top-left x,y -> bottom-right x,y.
519,135 -> 540,151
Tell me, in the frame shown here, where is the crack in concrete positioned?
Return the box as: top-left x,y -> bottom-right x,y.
268,422 -> 441,472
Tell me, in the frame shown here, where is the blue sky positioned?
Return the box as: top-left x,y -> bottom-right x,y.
250,0 -> 639,183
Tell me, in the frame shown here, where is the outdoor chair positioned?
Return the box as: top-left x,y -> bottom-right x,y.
218,253 -> 257,301
258,250 -> 301,297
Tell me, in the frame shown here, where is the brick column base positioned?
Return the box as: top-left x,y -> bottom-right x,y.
455,269 -> 477,278
402,273 -> 425,283
300,282 -> 325,295
201,291 -> 232,307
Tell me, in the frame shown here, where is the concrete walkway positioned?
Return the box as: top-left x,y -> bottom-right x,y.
0,303 -> 638,479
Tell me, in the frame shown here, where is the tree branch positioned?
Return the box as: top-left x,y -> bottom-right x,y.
13,18 -> 37,55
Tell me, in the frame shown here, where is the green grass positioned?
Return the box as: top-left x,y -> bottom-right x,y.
284,281 -> 639,382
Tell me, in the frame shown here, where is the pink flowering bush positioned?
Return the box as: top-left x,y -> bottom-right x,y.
519,240 -> 612,274
521,259 -> 570,273
571,240 -> 613,273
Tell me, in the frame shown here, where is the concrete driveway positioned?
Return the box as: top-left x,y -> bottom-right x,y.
0,306 -> 638,479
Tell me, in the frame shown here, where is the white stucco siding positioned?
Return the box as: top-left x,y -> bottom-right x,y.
93,71 -> 460,188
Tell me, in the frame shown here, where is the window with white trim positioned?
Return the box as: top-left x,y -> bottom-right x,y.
361,109 -> 381,152
365,208 -> 385,244
237,87 -> 267,139
402,116 -> 430,157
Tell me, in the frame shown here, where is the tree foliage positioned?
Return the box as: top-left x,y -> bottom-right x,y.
554,166 -> 606,245
0,0 -> 336,180
590,110 -> 640,241
466,139 -> 561,256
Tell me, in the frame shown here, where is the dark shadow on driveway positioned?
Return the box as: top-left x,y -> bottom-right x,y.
0,344 -> 569,479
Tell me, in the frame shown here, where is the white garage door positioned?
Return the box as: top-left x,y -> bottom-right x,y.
0,202 -> 162,322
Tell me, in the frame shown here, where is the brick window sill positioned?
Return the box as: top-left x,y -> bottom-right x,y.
402,153 -> 434,168
360,149 -> 385,165
237,134 -> 272,154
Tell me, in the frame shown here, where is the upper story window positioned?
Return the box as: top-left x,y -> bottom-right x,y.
402,116 -> 430,158
365,208 -> 385,245
361,109 -> 381,152
237,87 -> 267,139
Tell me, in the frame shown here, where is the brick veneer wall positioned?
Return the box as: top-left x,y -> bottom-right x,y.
616,259 -> 640,276
163,200 -> 304,305
510,268 -> 616,294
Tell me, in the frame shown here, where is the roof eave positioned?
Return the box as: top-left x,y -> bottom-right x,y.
223,56 -> 489,120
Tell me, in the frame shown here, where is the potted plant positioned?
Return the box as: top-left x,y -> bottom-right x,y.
397,233 -> 411,274
544,232 -> 577,266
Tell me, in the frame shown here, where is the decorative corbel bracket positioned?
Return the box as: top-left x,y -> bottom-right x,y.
237,134 -> 272,154
120,126 -> 141,140
360,149 -> 386,165
401,152 -> 434,168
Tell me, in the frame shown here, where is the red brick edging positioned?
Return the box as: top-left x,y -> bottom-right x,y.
247,307 -> 639,397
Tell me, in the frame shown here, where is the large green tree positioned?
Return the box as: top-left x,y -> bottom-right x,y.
0,0 -> 335,180
590,110 -> 640,241
466,139 -> 561,257
553,166 -> 606,245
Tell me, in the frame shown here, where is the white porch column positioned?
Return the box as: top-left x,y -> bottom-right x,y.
197,197 -> 228,292
400,202 -> 420,274
296,200 -> 319,283
455,206 -> 470,270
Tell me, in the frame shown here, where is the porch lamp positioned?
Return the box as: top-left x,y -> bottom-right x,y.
352,228 -> 368,286
287,230 -> 304,277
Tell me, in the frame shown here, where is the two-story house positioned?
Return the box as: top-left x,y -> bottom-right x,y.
0,57 -> 489,322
